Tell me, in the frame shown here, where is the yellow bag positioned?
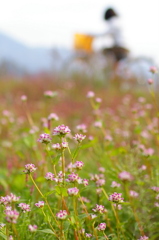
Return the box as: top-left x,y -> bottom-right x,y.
73,34 -> 94,53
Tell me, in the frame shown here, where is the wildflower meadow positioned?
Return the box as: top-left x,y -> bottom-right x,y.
0,68 -> 159,240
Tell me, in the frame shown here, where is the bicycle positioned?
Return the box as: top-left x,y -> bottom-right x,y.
63,33 -> 156,86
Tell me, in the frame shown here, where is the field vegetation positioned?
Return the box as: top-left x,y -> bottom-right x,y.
0,69 -> 159,240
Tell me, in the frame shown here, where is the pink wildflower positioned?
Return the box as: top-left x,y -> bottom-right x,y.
76,124 -> 87,133
5,209 -> 19,223
86,91 -> 95,98
85,233 -> 92,238
35,201 -> 44,208
149,66 -> 158,74
74,161 -> 84,170
24,164 -> 37,174
92,204 -> 107,214
118,171 -> 133,181
28,224 -> 38,232
56,210 -> 68,220
73,133 -> 86,143
129,190 -> 139,198
0,193 -> 20,205
67,173 -> 79,182
44,90 -> 57,98
48,113 -> 59,121
148,78 -> 153,85
52,142 -> 68,151
151,186 -> 159,192
18,203 -> 31,213
138,236 -> 149,240
108,192 -> 124,203
21,95 -> 27,101
45,172 -> 55,181
111,181 -> 121,188
97,222 -> 106,231
53,124 -> 71,137
37,133 -> 52,144
67,187 -> 79,196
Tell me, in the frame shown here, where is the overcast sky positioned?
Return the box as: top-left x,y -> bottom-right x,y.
0,0 -> 159,63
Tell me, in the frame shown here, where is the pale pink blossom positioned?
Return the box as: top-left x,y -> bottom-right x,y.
149,66 -> 158,74
56,210 -> 68,220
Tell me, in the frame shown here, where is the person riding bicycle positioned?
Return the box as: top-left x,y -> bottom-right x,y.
96,7 -> 129,65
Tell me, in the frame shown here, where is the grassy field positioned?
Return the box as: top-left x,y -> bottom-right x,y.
0,70 -> 159,240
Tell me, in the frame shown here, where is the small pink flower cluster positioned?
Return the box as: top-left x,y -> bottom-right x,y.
45,172 -> 56,181
105,135 -> 113,142
138,236 -> 149,240
148,78 -> 153,85
94,121 -> 102,128
0,193 -> 20,205
113,204 -> 122,210
86,91 -> 95,98
90,173 -> 105,187
53,124 -> 71,137
67,187 -> 79,196
95,97 -> 102,103
5,209 -> 19,223
149,66 -> 157,74
118,171 -> 133,181
67,161 -> 84,171
56,210 -> 68,220
85,233 -> 92,238
52,142 -> 68,151
37,133 -> 52,144
44,90 -> 57,98
151,186 -> 159,192
79,196 -> 90,203
143,148 -> 154,157
92,204 -> 107,214
108,192 -> 124,203
74,161 -> 84,170
48,113 -> 59,121
111,181 -> 121,188
0,223 -> 5,229
97,222 -> 106,231
24,164 -> 37,174
21,95 -> 27,101
28,224 -> 38,232
18,203 -> 31,213
35,201 -> 44,208
66,172 -> 88,186
46,171 -> 64,183
67,172 -> 79,182
129,190 -> 139,198
73,133 -> 86,143
76,124 -> 87,133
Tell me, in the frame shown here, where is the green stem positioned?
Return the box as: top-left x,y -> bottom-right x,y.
92,222 -> 99,240
61,151 -> 65,184
29,174 -> 60,228
103,232 -> 109,240
46,145 -> 57,177
12,223 -> 20,240
41,209 -> 59,239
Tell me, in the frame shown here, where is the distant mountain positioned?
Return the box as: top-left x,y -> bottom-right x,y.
0,32 -> 72,74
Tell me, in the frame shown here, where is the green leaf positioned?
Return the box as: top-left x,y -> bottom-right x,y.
38,229 -> 55,235
72,147 -> 80,160
36,176 -> 45,183
0,178 -> 8,190
43,190 -> 55,197
52,154 -> 61,165
55,186 -> 68,197
0,233 -> 7,240
80,139 -> 98,150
